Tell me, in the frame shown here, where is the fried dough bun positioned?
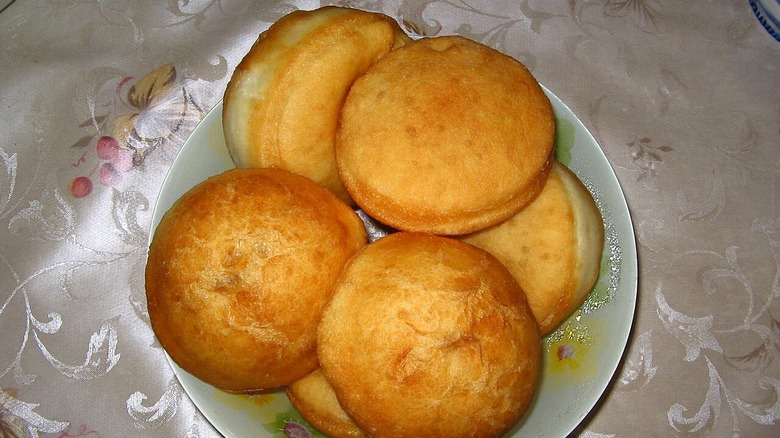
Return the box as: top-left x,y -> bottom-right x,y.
145,168 -> 367,392
336,36 -> 555,235
462,161 -> 604,334
286,369 -> 367,438
318,232 -> 541,438
222,6 -> 411,204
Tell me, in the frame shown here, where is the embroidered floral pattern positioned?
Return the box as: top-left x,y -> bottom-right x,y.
58,424 -> 103,438
68,64 -> 204,198
626,137 -> 673,183
633,217 -> 780,435
603,0 -> 662,30
0,389 -> 69,437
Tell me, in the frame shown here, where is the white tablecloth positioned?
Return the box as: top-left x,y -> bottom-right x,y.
1,1 -> 779,436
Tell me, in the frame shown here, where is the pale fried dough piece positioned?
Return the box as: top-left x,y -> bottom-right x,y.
223,6 -> 411,204
287,369 -> 367,438
463,161 -> 604,334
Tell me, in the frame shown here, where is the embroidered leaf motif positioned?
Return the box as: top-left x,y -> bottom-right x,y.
752,217 -> 780,298
603,0 -> 662,30
126,378 -> 180,428
70,136 -> 93,149
725,342 -> 773,371
29,312 -> 62,335
677,178 -> 724,222
8,188 -> 75,242
656,284 -> 723,362
78,114 -> 108,128
0,390 -> 69,435
0,287 -> 29,384
668,357 -> 721,433
398,0 -> 443,36
0,147 -> 17,216
627,136 -> 673,184
735,376 -> 780,425
724,322 -> 777,371
699,247 -> 743,295
126,63 -> 176,110
33,320 -> 120,380
617,330 -> 657,390
111,188 -> 149,246
774,318 -> 780,347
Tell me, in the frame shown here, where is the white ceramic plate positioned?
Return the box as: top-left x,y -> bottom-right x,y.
150,88 -> 638,438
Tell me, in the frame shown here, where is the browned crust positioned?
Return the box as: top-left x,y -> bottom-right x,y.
462,161 -> 604,334
336,36 -> 555,234
146,168 -> 367,392
317,232 -> 541,437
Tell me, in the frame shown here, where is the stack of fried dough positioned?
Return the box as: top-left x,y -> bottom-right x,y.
145,6 -> 604,438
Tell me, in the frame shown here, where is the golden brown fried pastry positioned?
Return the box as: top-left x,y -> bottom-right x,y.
318,232 -> 541,438
222,6 -> 411,204
463,161 -> 604,334
286,369 -> 367,438
145,168 -> 367,392
336,35 -> 555,235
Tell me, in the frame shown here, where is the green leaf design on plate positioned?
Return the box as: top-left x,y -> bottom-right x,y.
554,117 -> 575,166
265,404 -> 328,438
